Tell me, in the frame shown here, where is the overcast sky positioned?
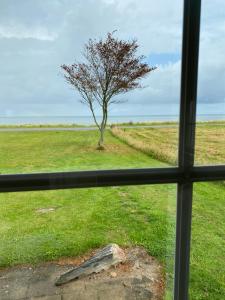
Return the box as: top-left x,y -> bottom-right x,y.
0,0 -> 224,117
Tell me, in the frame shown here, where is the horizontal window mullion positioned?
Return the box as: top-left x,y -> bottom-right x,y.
191,165 -> 225,182
1,165 -> 225,193
0,168 -> 181,193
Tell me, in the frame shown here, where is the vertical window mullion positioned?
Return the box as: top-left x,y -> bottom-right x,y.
174,0 -> 201,299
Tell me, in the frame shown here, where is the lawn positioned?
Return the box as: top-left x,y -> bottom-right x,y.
0,126 -> 225,299
0,130 -> 165,174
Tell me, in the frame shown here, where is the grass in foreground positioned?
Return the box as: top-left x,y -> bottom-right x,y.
0,185 -> 176,268
191,182 -> 225,299
0,127 -> 225,299
0,130 -> 174,296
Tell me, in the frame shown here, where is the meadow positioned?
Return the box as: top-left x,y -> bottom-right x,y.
0,123 -> 224,299
111,121 -> 225,165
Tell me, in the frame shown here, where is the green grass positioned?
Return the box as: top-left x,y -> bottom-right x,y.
0,127 -> 225,299
191,182 -> 225,299
0,185 -> 176,266
0,130 -> 165,174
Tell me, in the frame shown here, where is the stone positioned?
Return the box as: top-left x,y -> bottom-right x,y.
55,244 -> 126,286
36,208 -> 56,214
110,271 -> 117,278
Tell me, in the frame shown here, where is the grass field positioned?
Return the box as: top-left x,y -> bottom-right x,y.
0,130 -> 166,174
0,125 -> 225,299
111,122 -> 225,165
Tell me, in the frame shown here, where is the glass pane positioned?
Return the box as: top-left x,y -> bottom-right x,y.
0,0 -> 183,173
195,0 -> 225,165
0,184 -> 176,299
190,182 -> 225,299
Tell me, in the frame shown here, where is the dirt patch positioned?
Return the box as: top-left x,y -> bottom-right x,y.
0,247 -> 165,300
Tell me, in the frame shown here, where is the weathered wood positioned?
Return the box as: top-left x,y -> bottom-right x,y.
55,244 -> 126,286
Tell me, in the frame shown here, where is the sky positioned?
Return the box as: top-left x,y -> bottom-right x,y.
0,0 -> 225,117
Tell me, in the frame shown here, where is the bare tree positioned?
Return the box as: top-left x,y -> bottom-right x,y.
61,32 -> 156,149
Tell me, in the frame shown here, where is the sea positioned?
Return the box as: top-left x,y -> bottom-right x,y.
0,114 -> 225,125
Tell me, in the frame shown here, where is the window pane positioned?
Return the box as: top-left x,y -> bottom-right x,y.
195,0 -> 225,165
189,182 -> 225,299
0,184 -> 176,299
0,0 -> 183,173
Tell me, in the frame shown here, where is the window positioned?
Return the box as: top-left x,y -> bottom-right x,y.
0,1 -> 225,299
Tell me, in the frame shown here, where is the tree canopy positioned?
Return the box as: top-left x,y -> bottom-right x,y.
61,32 -> 156,148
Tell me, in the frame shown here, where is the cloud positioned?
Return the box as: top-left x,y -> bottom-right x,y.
196,1 -> 225,105
0,25 -> 57,41
0,0 -> 224,117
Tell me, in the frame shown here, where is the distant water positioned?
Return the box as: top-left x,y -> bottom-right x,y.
0,114 -> 225,125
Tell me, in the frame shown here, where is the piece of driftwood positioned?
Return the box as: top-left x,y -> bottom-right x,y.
55,244 -> 126,286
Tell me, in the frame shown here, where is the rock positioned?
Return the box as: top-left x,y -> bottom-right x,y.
55,244 -> 126,286
110,271 -> 117,278
36,207 -> 56,214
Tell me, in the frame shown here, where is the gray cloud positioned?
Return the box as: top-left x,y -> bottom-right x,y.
0,0 -> 224,117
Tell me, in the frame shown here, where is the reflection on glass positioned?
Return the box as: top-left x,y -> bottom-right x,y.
0,185 -> 176,299
190,182 -> 225,299
0,0 -> 183,173
195,0 -> 225,165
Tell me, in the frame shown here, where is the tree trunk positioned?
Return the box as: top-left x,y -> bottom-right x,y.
97,126 -> 105,149
97,103 -> 107,150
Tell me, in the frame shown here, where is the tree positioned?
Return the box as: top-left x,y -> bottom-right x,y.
61,32 -> 156,149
